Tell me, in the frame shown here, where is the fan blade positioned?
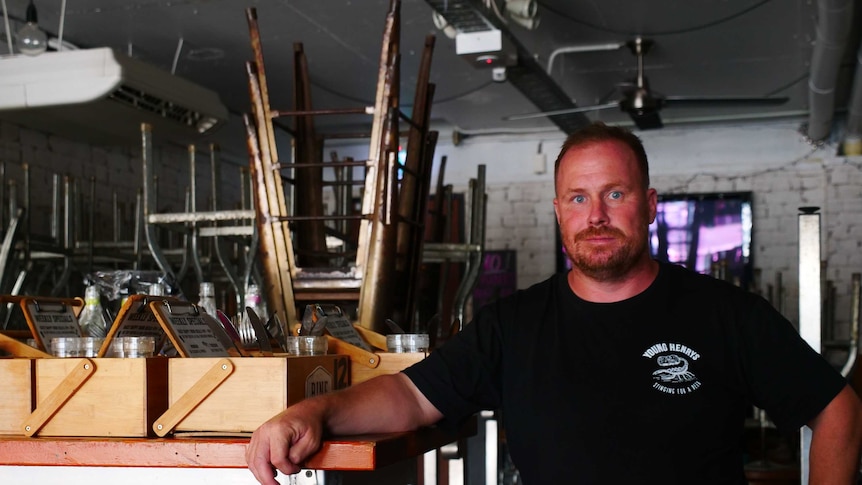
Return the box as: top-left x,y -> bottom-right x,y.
503,102 -> 619,121
663,95 -> 789,107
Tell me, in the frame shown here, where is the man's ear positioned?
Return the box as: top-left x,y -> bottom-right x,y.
553,197 -> 561,225
646,188 -> 658,223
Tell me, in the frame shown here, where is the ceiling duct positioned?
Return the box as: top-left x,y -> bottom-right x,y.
807,0 -> 854,142
845,42 -> 862,138
425,0 -> 590,134
0,47 -> 229,145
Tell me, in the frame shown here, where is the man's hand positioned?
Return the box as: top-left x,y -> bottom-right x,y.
246,407 -> 324,485
244,373 -> 442,485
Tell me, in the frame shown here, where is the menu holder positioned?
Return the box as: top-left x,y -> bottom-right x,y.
322,323 -> 429,386
19,296 -> 85,353
149,300 -> 234,358
324,313 -> 373,351
97,295 -> 172,358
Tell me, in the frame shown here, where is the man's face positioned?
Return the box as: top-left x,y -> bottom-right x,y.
553,140 -> 657,281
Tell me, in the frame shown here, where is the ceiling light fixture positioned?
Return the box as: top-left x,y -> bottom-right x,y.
503,0 -> 539,30
16,0 -> 47,56
504,0 -> 535,19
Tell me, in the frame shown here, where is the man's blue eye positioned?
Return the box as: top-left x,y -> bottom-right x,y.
573,195 -> 586,203
609,191 -> 622,200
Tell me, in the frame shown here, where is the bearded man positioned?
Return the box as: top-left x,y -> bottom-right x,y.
247,122 -> 862,485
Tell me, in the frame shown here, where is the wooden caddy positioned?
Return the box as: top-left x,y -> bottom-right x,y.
24,357 -> 168,437
0,358 -> 35,435
0,323 -> 50,436
324,325 -> 428,385
157,354 -> 351,436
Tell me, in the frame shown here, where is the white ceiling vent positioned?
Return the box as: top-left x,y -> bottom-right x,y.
0,47 -> 229,145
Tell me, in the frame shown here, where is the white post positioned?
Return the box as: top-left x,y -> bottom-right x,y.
798,206 -> 822,485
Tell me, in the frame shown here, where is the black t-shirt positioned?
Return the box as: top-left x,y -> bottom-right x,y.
403,262 -> 847,484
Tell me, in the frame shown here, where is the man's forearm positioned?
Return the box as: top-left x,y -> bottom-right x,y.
807,385 -> 862,484
808,431 -> 861,484
301,373 -> 442,436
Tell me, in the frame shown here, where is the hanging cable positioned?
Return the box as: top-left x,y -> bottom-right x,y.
1,0 -> 12,54
57,0 -> 66,51
171,37 -> 184,75
765,72 -> 809,97
541,0 -> 774,37
309,76 -> 494,107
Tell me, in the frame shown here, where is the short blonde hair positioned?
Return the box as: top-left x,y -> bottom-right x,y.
553,122 -> 650,190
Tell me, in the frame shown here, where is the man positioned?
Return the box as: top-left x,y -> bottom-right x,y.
247,122 -> 862,484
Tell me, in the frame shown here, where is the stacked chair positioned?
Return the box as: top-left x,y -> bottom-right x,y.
243,0 -> 439,333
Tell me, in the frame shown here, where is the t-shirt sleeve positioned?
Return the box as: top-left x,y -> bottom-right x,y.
739,294 -> 848,433
402,303 -> 504,430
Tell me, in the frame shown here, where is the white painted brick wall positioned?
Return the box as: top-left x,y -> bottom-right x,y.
0,120 -> 244,251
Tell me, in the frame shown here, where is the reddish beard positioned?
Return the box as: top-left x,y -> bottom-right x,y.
563,226 -> 647,280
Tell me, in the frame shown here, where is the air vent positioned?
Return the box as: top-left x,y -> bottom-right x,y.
0,48 -> 228,144
108,84 -> 219,133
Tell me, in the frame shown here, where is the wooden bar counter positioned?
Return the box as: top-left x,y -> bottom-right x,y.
0,420 -> 474,470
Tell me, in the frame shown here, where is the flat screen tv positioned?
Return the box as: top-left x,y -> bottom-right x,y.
556,192 -> 754,290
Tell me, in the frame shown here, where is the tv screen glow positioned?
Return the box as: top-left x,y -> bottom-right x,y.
649,192 -> 752,288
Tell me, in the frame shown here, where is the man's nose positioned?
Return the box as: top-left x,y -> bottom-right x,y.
588,200 -> 609,226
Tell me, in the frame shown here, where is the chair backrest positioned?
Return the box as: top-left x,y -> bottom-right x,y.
243,0 -> 438,334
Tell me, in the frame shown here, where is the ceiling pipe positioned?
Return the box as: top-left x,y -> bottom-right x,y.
546,42 -> 625,75
844,43 -> 862,140
807,0 -> 854,142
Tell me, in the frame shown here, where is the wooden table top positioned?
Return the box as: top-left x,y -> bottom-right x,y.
0,418 -> 476,471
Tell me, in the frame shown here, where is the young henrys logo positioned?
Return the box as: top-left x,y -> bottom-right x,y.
642,342 -> 702,395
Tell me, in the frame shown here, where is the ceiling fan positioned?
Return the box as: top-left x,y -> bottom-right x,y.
504,37 -> 789,130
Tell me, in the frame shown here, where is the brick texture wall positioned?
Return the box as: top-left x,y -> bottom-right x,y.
0,121 -> 244,244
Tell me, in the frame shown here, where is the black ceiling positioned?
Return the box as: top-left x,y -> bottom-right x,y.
0,0 -> 859,158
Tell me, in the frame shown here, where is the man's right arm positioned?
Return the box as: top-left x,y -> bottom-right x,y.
246,372 -> 443,485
